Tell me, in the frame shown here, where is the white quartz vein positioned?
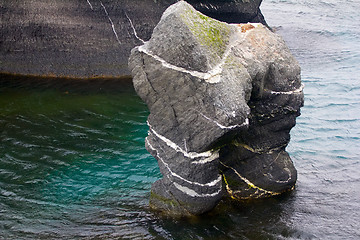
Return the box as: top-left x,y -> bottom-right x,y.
125,12 -> 145,44
138,45 -> 220,82
199,112 -> 249,130
147,121 -> 215,159
183,139 -> 188,152
269,83 -> 304,95
138,23 -> 260,84
99,1 -> 121,45
147,121 -> 220,165
173,182 -> 222,198
86,0 -> 93,10
146,138 -> 222,188
191,151 -> 219,164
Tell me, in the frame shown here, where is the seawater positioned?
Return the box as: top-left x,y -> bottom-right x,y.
1,0 -> 359,239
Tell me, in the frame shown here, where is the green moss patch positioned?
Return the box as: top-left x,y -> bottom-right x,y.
181,8 -> 231,59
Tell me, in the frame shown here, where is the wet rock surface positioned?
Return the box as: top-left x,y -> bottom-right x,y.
0,0 -> 266,77
129,1 -> 303,215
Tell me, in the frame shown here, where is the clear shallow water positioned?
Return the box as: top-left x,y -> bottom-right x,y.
1,0 -> 360,239
0,81 -> 161,239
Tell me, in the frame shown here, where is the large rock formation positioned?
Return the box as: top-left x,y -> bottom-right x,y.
129,1 -> 303,216
0,0 -> 267,78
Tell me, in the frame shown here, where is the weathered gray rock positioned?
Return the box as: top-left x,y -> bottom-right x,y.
0,0 -> 267,77
129,1 -> 303,215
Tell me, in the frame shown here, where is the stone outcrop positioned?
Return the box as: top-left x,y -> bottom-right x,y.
0,0 -> 267,78
129,1 -> 303,216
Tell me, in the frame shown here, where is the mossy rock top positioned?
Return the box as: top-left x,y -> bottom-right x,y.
144,1 -> 236,72
180,6 -> 231,61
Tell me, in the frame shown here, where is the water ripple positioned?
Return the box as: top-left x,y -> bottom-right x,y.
1,0 -> 360,239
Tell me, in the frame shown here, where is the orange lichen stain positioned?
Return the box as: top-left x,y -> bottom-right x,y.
237,24 -> 255,33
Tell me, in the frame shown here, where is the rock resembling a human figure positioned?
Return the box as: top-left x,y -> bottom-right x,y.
129,1 -> 303,216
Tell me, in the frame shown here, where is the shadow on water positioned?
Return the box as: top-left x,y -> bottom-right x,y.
148,193 -> 301,240
0,74 -> 305,239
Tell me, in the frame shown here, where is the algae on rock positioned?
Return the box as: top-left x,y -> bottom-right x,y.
181,8 -> 231,64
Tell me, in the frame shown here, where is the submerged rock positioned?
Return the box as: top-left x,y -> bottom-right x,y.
129,1 -> 303,215
0,0 -> 266,78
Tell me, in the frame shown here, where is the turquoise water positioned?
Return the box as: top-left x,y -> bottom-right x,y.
1,0 -> 360,239
0,82 -> 162,238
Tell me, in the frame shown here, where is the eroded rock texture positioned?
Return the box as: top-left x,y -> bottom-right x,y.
0,0 -> 266,77
129,1 -> 303,216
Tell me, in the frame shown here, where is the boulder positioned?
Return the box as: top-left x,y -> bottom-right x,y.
129,1 -> 303,216
0,0 -> 267,78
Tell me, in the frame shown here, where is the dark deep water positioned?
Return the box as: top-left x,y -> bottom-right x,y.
1,0 -> 360,239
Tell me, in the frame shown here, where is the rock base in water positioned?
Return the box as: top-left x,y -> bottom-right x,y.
129,1 -> 303,216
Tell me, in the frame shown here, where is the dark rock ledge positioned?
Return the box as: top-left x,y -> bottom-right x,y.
0,0 -> 267,78
129,1 -> 304,216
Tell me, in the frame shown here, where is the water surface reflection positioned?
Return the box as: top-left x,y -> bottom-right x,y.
1,75 -> 301,239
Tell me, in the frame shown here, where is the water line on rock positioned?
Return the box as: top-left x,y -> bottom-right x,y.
99,0 -> 122,46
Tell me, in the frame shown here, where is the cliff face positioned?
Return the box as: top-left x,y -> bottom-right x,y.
0,0 -> 266,77
129,1 -> 303,216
